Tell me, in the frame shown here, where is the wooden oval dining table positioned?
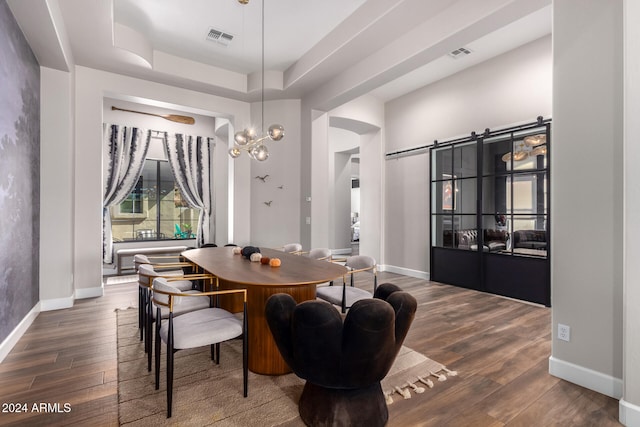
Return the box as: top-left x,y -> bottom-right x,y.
181,246 -> 348,375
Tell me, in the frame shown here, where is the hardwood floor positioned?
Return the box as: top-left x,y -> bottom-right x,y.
383,274 -> 620,426
0,272 -> 621,426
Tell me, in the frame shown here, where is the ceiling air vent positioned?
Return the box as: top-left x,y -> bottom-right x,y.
448,47 -> 472,59
206,27 -> 234,47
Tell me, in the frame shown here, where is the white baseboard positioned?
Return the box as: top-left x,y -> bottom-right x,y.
0,302 -> 41,363
331,248 -> 352,255
620,399 -> 640,426
378,264 -> 430,280
549,356 -> 623,399
75,285 -> 104,299
40,295 -> 75,311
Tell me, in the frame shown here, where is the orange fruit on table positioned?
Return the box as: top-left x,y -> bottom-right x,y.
269,258 -> 281,267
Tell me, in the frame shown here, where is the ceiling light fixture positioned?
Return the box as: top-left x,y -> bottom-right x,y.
530,145 -> 547,157
523,134 -> 546,146
502,142 -> 527,163
229,0 -> 284,161
501,150 -> 528,163
502,135 -> 547,163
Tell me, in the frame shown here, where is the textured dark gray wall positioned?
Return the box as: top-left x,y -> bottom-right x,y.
0,1 -> 40,343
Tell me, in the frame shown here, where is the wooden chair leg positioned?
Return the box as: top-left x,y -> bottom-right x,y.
215,343 -> 220,364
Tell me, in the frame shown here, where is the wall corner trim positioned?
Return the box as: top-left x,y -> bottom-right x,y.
40,295 -> 75,312
75,286 -> 104,300
378,264 -> 429,281
618,399 -> 640,426
549,356 -> 623,399
620,399 -> 640,426
0,302 -> 41,363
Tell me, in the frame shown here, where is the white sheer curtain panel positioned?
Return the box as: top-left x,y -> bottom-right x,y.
164,134 -> 215,247
102,123 -> 151,263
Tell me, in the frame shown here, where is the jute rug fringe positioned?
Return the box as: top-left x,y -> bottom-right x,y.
380,346 -> 458,404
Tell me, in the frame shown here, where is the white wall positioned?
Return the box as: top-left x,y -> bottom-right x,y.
103,97 -> 216,253
329,127 -> 359,251
359,129 -> 383,262
550,0 -> 623,399
327,96 -> 384,262
213,119 -> 232,246
104,99 -> 217,137
68,66 -> 251,298
40,66 -> 74,310
333,152 -> 352,251
249,99 -> 302,248
384,153 -> 430,274
383,35 -> 552,274
622,0 -> 640,423
309,94 -> 385,259
310,112 -> 330,250
351,186 -> 360,217
330,96 -> 385,130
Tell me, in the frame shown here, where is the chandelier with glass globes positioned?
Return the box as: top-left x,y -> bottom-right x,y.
228,123 -> 284,161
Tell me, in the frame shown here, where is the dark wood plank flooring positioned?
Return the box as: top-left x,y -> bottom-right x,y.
0,272 -> 621,426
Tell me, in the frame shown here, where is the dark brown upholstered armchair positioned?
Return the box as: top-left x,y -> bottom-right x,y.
265,283 -> 417,427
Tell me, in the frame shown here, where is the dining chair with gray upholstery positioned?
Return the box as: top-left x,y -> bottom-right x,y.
138,264 -> 213,370
152,282 -> 248,418
144,275 -> 214,371
282,243 -> 303,254
137,263 -> 191,340
306,247 -> 332,261
315,255 -> 378,313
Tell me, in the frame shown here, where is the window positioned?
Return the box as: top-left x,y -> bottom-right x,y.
119,178 -> 143,214
483,127 -> 548,257
110,159 -> 198,242
431,124 -> 549,257
430,141 -> 477,248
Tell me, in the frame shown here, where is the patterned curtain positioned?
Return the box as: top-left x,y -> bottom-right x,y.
164,134 -> 215,247
102,123 -> 151,263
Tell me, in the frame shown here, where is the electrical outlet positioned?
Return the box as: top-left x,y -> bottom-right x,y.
558,323 -> 571,342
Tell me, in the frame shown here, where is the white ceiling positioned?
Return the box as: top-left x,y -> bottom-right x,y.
370,5 -> 552,101
8,0 -> 552,106
114,0 -> 368,74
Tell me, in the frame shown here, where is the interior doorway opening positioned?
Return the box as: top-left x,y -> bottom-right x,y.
350,164 -> 360,256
